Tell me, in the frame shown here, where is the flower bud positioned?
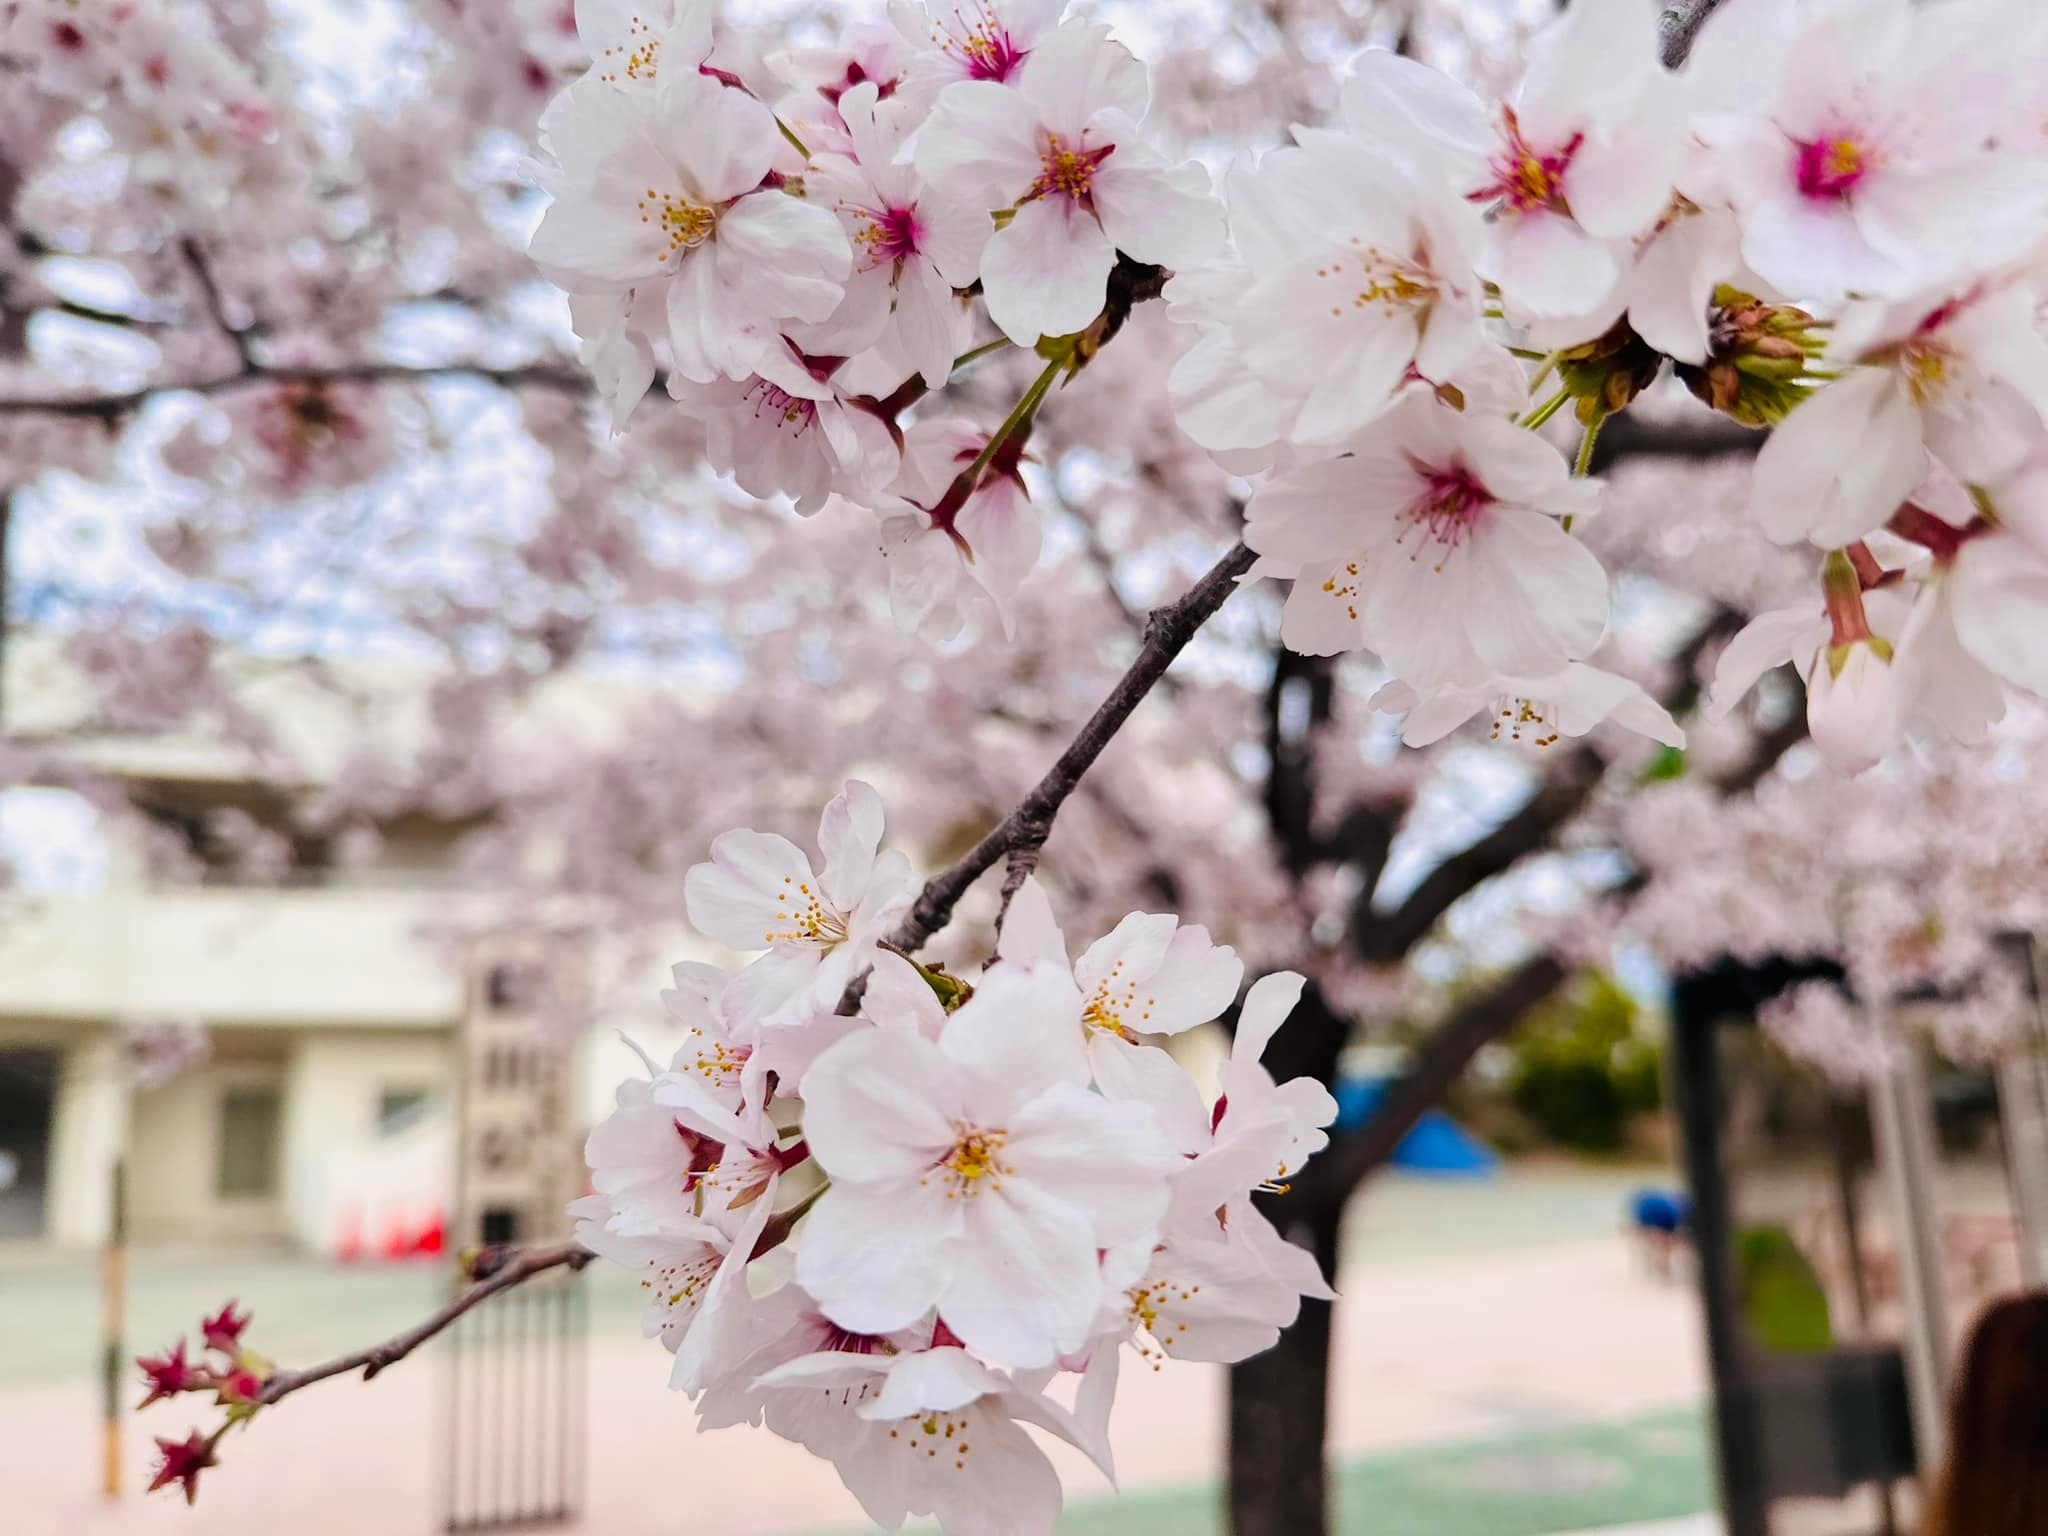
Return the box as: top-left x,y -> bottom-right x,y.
1555,318 -> 1663,425
1806,638 -> 1902,774
1677,286 -> 1826,428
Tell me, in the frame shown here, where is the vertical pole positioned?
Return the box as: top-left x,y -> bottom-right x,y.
1670,987 -> 1770,1536
1870,1036 -> 1952,1473
99,1156 -> 126,1498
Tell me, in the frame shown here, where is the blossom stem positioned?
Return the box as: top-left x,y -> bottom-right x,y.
1518,390 -> 1570,431
752,1184 -> 827,1258
1572,415 -> 1603,478
775,116 -> 811,160
957,355 -> 1063,488
1527,350 -> 1563,392
952,337 -> 1013,372
1822,548 -> 1874,645
1561,415 -> 1603,532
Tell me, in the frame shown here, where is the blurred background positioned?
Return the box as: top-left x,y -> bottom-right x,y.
5,1 -> 2048,1533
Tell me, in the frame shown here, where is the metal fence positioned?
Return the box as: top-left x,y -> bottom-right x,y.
440,1271 -> 588,1531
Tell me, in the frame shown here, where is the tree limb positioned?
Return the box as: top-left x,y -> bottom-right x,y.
254,1242 -> 592,1404
1312,954 -> 1568,1200
1658,0 -> 1727,68
888,540 -> 1257,953
0,359 -> 592,419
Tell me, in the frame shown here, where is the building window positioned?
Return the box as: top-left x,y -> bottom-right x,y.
216,1088 -> 282,1199
377,1088 -> 432,1137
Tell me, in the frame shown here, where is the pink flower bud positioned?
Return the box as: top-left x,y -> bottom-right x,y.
135,1341 -> 197,1409
199,1301 -> 251,1356
148,1431 -> 218,1506
1806,639 -> 1902,774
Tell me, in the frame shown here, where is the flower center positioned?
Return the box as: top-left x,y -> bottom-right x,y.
1474,108 -> 1578,214
927,1 -> 1026,82
1127,1274 -> 1202,1369
1490,695 -> 1562,748
653,1251 -> 719,1311
1318,561 -> 1364,623
846,200 -> 923,271
1025,133 -> 1113,208
1890,341 -> 1951,406
685,1034 -> 748,1091
1797,135 -> 1869,199
934,1126 -> 1010,1197
1315,241 -> 1437,321
885,1410 -> 976,1472
674,1118 -> 726,1197
639,186 -> 717,260
1399,464 -> 1493,567
593,14 -> 661,84
1082,957 -> 1152,1040
764,874 -> 845,943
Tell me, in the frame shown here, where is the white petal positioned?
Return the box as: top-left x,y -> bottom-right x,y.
1751,370 -> 1924,546
815,779 -> 885,911
684,829 -> 818,949
1234,971 -> 1305,1069
941,964 -> 1091,1097
796,1181 -> 963,1336
800,1025 -> 965,1182
978,197 -> 1117,344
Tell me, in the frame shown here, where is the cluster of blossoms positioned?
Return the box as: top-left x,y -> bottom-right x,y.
532,0 -> 2048,771
571,783 -> 1336,1531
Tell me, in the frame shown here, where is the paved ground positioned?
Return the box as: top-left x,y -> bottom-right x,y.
6,1162 -> 1716,1535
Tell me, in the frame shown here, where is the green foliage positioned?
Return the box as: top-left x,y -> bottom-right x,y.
1734,1223 -> 1834,1354
1504,971 -> 1663,1153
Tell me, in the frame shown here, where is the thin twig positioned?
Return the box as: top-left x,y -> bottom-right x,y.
181,237 -> 258,375
254,1242 -> 592,1404
888,540 -> 1257,954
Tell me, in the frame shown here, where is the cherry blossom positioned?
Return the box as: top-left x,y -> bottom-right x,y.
529,71 -> 850,383
683,781 -> 918,1027
795,963 -> 1174,1367
916,22 -> 1220,345
801,82 -> 989,387
1340,0 -> 1683,318
877,416 -> 1043,639
1753,280 -> 2048,547
1243,392 -> 1606,688
1371,664 -> 1686,752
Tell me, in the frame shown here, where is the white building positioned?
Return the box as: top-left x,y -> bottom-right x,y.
0,637 -> 700,1255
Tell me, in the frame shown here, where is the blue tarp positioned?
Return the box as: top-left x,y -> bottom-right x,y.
1333,1074 -> 1498,1177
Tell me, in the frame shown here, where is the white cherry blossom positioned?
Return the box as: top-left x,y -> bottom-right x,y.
795,962 -> 1174,1368
1244,392 -> 1606,688
916,22 -> 1220,345
529,71 -> 850,383
683,780 -> 918,1027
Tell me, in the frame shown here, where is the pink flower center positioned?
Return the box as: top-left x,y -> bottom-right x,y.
846,200 -> 923,271
1024,133 -> 1114,208
1400,464 -> 1493,567
929,1 -> 1027,82
1473,107 -> 1579,214
1796,135 -> 1869,199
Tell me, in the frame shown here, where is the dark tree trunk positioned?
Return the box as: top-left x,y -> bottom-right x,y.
1224,979 -> 1351,1536
1226,1190 -> 1346,1536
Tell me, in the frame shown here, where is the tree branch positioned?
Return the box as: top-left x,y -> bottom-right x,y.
254,1242 -> 592,1405
888,540 -> 1257,953
181,236 -> 258,375
0,359 -> 592,419
1312,954 -> 1568,1200
1658,0 -> 1727,68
